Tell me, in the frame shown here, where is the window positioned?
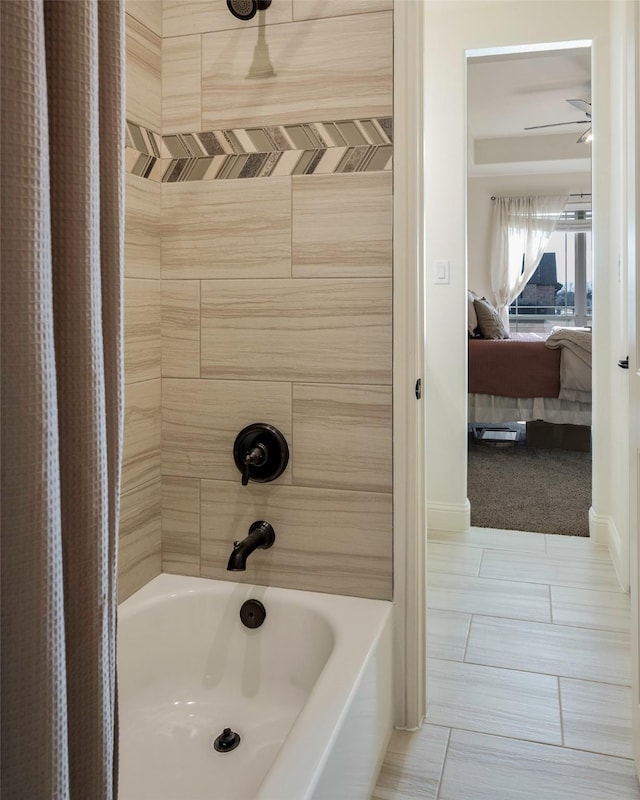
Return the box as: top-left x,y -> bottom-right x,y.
509,207 -> 592,333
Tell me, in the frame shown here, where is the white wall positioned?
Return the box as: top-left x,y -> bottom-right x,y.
467,172 -> 591,301
424,0 -> 614,536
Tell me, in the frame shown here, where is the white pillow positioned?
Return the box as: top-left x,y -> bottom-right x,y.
468,290 -> 479,336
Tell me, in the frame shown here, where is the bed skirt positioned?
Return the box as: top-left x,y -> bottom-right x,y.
468,393 -> 592,426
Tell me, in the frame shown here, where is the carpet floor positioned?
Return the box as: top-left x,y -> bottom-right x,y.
468,435 -> 592,536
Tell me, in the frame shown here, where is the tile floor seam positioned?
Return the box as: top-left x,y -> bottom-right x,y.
431,567 -> 622,594
464,609 -> 631,636
548,584 -> 554,622
450,653 -> 631,687
550,619 -> 630,634
428,608 -> 552,626
558,743 -> 635,761
461,616 -> 473,663
477,547 -> 486,576
465,571 -> 624,594
429,539 -> 613,567
431,722 -> 566,751
557,676 -> 565,747
435,727 -> 453,800
441,724 -> 636,762
429,542 -> 546,554
429,591 -> 629,629
560,674 -> 635,690
480,551 -> 617,569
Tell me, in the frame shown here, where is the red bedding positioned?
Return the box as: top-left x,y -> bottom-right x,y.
468,334 -> 561,398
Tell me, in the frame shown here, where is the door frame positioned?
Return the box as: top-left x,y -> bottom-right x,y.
392,0 -> 427,730
626,0 -> 640,775
393,0 -> 630,730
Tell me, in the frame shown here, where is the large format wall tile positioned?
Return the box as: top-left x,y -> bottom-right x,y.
292,173 -> 392,278
292,383 -> 391,491
118,477 -> 162,602
125,13 -> 161,131
200,278 -> 392,383
126,0 -> 162,35
162,378 -> 292,481
164,0 -> 293,38
125,174 -> 160,279
124,278 -> 161,384
131,0 -> 394,603
163,35 -> 201,135
162,477 -> 201,576
162,179 -> 291,279
201,12 -> 392,129
122,379 -> 161,493
293,0 -> 392,21
162,280 -> 200,377
200,481 -> 392,599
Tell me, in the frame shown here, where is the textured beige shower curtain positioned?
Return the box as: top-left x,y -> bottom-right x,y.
1,1 -> 124,797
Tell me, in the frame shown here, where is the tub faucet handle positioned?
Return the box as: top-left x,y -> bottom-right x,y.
242,443 -> 267,486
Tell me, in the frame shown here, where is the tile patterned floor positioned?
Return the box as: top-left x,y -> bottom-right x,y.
372,527 -> 640,800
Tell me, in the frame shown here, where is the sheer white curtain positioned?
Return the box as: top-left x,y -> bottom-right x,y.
489,195 -> 569,328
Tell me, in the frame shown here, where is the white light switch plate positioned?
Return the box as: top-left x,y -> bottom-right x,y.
434,260 -> 450,285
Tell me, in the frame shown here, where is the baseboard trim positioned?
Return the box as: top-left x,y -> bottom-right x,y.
588,507 -> 609,545
588,507 -> 628,591
427,500 -> 470,533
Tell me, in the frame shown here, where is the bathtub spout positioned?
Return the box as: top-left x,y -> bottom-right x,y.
227,521 -> 276,571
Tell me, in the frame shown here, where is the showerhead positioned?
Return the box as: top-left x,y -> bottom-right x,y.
227,0 -> 271,20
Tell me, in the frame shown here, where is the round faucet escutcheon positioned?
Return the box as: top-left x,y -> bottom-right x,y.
233,423 -> 289,486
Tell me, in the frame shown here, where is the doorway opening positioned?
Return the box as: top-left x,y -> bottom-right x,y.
465,42 -> 593,537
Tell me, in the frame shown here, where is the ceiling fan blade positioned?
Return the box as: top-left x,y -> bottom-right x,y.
524,120 -> 592,130
566,98 -> 592,116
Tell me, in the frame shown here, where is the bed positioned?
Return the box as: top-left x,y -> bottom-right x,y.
468,328 -> 592,426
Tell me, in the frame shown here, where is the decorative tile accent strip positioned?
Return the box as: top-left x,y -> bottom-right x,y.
124,117 -> 393,182
125,121 -> 163,181
161,117 -> 393,182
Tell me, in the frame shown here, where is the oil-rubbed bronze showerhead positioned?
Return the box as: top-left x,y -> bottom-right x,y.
227,0 -> 271,20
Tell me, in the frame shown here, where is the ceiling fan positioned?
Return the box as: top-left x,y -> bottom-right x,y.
524,98 -> 592,143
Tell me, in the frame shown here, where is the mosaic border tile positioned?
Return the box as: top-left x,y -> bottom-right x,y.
125,121 -> 163,181
125,117 -> 393,182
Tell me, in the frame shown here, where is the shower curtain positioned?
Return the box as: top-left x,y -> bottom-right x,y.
1,1 -> 124,797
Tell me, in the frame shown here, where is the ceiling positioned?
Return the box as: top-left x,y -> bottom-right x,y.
467,47 -> 592,177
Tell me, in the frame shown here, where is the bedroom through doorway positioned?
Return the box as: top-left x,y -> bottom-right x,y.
466,42 -> 593,538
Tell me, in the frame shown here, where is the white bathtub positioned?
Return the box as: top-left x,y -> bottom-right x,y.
118,574 -> 393,800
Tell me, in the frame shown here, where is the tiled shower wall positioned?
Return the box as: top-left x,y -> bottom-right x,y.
160,0 -> 394,600
119,0 -> 162,601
